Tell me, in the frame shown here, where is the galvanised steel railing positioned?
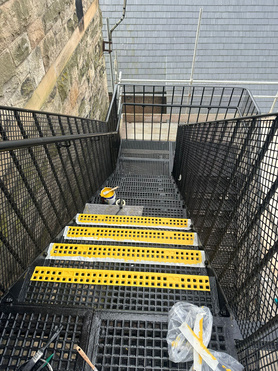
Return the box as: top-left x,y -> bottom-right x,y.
173,112 -> 278,370
0,92 -> 120,296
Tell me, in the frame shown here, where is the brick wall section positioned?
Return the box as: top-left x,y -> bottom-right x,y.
100,0 -> 278,113
0,0 -> 109,120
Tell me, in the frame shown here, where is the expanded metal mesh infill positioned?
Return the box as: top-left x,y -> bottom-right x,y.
173,113 -> 278,369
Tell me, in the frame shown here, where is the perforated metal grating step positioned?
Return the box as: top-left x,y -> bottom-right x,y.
47,243 -> 204,266
76,214 -> 190,229
63,226 -> 197,246
108,176 -> 177,187
142,207 -> 185,218
91,196 -> 183,208
31,266 -> 210,291
120,140 -> 171,151
107,175 -> 175,184
118,159 -> 170,176
59,239 -> 197,250
111,190 -> 180,200
105,183 -> 179,193
20,261 -> 218,314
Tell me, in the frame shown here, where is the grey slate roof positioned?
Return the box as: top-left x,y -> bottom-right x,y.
100,0 -> 278,113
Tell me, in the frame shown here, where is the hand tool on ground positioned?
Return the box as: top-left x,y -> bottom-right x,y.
76,346 -> 99,371
36,353 -> 55,371
17,325 -> 63,371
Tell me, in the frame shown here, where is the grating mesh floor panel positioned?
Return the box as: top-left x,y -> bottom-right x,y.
118,159 -> 170,176
91,312 -> 237,371
0,305 -> 91,371
24,284 -> 215,313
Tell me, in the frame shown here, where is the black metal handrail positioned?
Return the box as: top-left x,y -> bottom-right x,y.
119,82 -> 261,115
179,111 -> 278,126
0,131 -> 117,152
0,87 -> 120,296
120,84 -> 259,140
173,111 -> 278,370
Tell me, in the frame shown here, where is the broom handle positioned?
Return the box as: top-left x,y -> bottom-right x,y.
76,346 -> 98,371
103,186 -> 118,195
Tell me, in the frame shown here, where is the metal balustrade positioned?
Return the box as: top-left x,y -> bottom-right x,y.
0,83 -> 277,370
173,112 -> 278,370
0,94 -> 120,296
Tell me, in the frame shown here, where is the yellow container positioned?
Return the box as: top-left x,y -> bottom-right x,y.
100,187 -> 116,204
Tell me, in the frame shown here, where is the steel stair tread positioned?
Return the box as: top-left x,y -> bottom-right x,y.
46,242 -> 205,267
75,213 -> 191,230
63,226 -> 198,246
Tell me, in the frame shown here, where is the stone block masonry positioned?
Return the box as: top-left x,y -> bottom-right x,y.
0,0 -> 109,121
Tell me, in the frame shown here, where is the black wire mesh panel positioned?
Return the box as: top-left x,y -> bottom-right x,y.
173,114 -> 278,368
0,106 -> 119,297
121,85 -> 259,141
0,305 -> 92,370
91,312 -> 239,371
21,261 -> 217,314
236,318 -> 278,370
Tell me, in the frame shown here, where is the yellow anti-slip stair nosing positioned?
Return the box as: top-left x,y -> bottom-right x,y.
76,214 -> 192,230
46,243 -> 205,267
31,267 -> 210,292
63,226 -> 198,246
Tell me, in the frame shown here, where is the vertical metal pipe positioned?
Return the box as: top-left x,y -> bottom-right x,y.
269,91 -> 278,113
114,51 -> 118,85
186,8 -> 203,113
106,18 -> 114,88
142,85 -> 145,140
189,8 -> 203,86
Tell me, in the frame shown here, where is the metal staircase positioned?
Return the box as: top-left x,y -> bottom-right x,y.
0,85 -> 277,370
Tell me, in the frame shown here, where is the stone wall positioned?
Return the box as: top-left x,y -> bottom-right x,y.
0,0 -> 109,120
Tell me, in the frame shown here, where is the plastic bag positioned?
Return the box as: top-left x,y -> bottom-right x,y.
167,302 -> 244,371
194,350 -> 244,371
167,302 -> 213,363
